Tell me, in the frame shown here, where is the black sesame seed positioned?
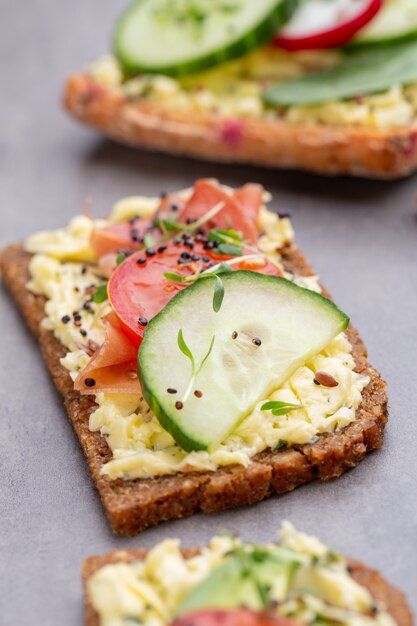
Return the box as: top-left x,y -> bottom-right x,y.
61,315 -> 71,324
177,258 -> 190,265
136,257 -> 147,265
157,245 -> 167,253
81,266 -> 87,275
167,388 -> 177,394
197,227 -> 206,235
185,217 -> 195,225
130,228 -> 140,241
204,241 -> 214,250
184,240 -> 194,249
191,254 -> 200,261
212,240 -> 220,249
73,313 -> 82,321
202,255 -> 210,263
84,378 -> 96,388
83,300 -> 93,310
194,390 -> 203,398
80,329 -> 87,337
252,337 -> 262,346
175,401 -> 183,410
145,248 -> 156,257
180,251 -> 191,260
138,317 -> 148,326
173,237 -> 182,245
232,331 -> 238,340
170,203 -> 180,211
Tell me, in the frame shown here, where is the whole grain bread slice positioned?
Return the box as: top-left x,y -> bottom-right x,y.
81,547 -> 413,626
0,243 -> 388,536
64,73 -> 417,180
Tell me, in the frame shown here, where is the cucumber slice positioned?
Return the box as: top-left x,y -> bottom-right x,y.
352,0 -> 417,47
263,39 -> 417,106
114,0 -> 298,77
138,271 -> 349,452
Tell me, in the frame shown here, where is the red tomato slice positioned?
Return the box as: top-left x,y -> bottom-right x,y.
171,609 -> 300,626
109,240 -> 282,347
180,180 -> 260,243
273,0 -> 382,51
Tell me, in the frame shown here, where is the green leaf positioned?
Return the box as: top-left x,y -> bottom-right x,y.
213,276 -> 224,312
157,217 -> 183,232
273,440 -> 288,452
261,401 -> 303,416
164,271 -> 186,283
217,243 -> 242,256
196,335 -> 216,375
208,228 -> 243,244
177,328 -> 195,370
213,262 -> 234,275
92,283 -> 108,304
144,233 -> 156,248
263,40 -> 417,106
116,252 -> 126,266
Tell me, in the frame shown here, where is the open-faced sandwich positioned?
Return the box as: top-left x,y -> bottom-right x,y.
65,0 -> 417,179
83,523 -> 412,626
0,179 -> 387,535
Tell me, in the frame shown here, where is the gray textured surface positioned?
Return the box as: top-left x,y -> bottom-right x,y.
1,1 -> 416,624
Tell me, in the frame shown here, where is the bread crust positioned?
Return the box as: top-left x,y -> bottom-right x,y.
81,548 -> 413,626
0,243 -> 388,535
64,73 -> 417,179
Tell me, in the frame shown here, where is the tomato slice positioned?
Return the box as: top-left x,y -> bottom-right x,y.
273,0 -> 382,51
108,240 -> 282,347
171,609 -> 299,626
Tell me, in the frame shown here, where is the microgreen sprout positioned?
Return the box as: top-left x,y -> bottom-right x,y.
164,262 -> 232,312
177,329 -> 215,403
261,401 -> 303,416
92,283 -> 108,304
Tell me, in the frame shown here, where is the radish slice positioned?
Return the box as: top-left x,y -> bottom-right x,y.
273,0 -> 382,51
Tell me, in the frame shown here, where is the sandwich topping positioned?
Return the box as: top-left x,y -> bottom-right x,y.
87,523 -> 396,626
25,181 -> 369,480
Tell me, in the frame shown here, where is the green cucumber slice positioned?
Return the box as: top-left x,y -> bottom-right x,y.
138,271 -> 349,452
262,39 -> 417,106
114,0 -> 298,77
352,0 -> 417,47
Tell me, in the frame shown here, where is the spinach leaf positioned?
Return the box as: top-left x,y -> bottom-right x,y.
263,40 -> 417,106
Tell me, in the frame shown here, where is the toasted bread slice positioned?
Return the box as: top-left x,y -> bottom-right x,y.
0,243 -> 387,535
64,73 -> 417,180
82,546 -> 413,626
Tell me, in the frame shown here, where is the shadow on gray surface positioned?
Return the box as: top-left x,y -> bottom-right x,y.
82,138 -> 407,206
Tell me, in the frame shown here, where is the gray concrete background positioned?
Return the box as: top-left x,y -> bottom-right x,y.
1,1 -> 416,624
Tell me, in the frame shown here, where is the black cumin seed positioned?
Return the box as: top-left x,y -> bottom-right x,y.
61,315 -> 71,324
252,337 -> 262,346
232,331 -> 238,339
194,390 -> 203,398
136,257 -> 147,265
145,248 -> 156,257
157,245 -> 167,253
84,378 -> 96,387
167,388 -> 177,394
191,254 -> 200,261
138,317 -> 148,326
175,401 -> 183,410
80,329 -> 87,337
